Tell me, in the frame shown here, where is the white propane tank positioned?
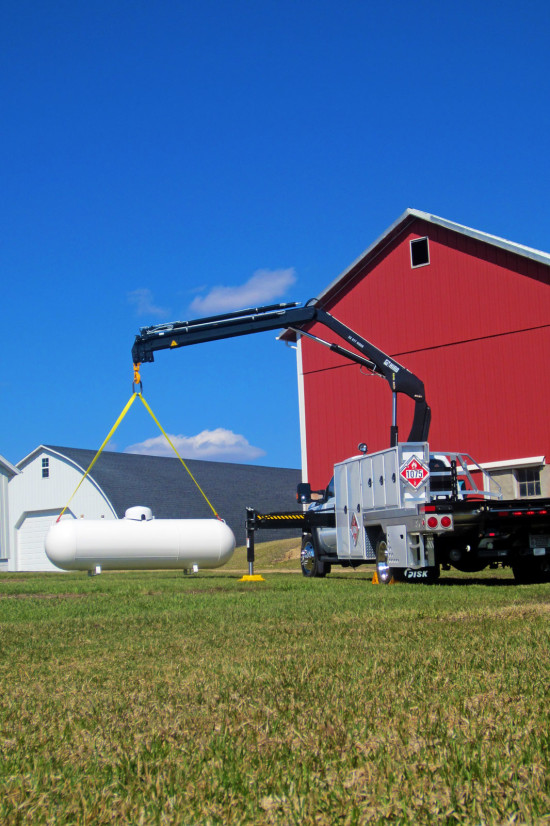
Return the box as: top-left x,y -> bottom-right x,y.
44,506 -> 235,572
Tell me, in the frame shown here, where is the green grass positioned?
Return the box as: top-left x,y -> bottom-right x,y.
1,552 -> 549,824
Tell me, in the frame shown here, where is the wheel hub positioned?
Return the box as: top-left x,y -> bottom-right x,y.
376,539 -> 392,584
301,542 -> 315,573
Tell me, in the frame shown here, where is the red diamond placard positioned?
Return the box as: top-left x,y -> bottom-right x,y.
400,456 -> 429,489
350,513 -> 360,546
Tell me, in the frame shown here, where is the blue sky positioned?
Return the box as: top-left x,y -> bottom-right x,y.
2,0 -> 550,469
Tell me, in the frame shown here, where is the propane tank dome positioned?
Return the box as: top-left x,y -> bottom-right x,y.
124,506 -> 154,521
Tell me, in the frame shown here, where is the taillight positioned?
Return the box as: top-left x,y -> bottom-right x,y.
498,508 -> 548,517
426,514 -> 452,530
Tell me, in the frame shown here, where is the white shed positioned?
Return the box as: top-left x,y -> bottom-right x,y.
0,454 -> 19,572
8,446 -> 117,572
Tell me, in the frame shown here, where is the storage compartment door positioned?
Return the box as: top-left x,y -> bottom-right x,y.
347,461 -> 365,559
383,451 -> 399,507
335,463 -> 351,559
372,454 -> 386,508
359,456 -> 374,510
335,461 -> 366,560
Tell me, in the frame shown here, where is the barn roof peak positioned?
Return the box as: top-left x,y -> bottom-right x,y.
317,208 -> 550,305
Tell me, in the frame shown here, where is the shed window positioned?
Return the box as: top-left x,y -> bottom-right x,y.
42,458 -> 49,479
516,467 -> 541,498
410,237 -> 430,268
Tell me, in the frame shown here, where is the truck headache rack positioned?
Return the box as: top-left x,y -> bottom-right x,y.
429,452 -> 502,502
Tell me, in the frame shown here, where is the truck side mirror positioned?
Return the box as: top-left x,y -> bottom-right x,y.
297,482 -> 312,504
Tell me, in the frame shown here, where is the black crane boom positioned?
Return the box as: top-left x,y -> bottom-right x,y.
132,300 -> 431,445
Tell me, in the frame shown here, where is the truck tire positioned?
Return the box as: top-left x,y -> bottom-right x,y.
426,564 -> 441,584
301,533 -> 329,578
375,533 -> 394,584
512,557 -> 550,584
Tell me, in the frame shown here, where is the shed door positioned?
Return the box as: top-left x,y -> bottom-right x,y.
17,510 -> 62,571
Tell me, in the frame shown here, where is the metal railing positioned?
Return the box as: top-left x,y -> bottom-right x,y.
429,452 -> 502,501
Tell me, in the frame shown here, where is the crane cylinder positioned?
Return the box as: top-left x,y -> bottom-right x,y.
45,506 -> 235,572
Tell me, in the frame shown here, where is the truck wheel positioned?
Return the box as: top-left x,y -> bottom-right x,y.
375,534 -> 394,584
301,533 -> 327,578
426,564 -> 440,584
512,558 -> 550,584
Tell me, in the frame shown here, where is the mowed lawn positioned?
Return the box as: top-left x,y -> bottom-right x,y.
1,559 -> 549,825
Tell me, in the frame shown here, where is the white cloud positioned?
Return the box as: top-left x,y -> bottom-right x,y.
128,288 -> 169,317
124,427 -> 266,463
189,268 -> 296,315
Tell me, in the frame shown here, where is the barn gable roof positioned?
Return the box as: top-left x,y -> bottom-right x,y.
38,446 -> 301,545
317,208 -> 550,306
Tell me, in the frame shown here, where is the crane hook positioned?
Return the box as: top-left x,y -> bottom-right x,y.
133,363 -> 143,393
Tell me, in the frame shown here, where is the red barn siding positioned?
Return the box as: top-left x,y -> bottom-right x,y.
301,218 -> 550,488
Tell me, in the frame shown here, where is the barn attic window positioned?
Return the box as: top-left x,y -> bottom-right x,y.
42,458 -> 49,479
410,237 -> 430,268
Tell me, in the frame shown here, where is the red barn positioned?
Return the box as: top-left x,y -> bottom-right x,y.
290,209 -> 550,500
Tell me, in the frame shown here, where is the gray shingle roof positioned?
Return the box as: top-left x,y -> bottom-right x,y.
46,446 -> 301,546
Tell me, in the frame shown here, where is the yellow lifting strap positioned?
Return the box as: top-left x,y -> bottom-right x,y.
57,389 -> 221,522
137,393 -> 221,520
57,393 -> 138,522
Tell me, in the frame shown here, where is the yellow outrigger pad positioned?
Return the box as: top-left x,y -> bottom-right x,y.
239,574 -> 265,582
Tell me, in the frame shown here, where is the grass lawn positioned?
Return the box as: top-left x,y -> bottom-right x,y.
1,550 -> 549,825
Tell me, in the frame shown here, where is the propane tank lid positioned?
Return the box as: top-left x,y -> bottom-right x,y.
124,506 -> 154,521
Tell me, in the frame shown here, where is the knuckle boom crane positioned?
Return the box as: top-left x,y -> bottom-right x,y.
132,300 -> 431,447
133,299 -> 550,585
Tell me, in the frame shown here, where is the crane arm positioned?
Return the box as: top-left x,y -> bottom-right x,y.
132,300 -> 431,444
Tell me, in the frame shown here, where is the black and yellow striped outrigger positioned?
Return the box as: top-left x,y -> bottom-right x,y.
245,507 -> 335,577
253,511 -> 306,527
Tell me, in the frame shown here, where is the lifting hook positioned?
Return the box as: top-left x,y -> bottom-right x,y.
133,363 -> 143,393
